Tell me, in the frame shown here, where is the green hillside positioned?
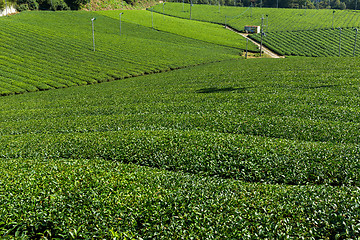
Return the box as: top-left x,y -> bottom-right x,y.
152,3 -> 360,56
1,57 -> 360,238
0,10 -> 249,95
98,10 -> 258,51
1,5 -> 360,239
250,27 -> 359,56
151,3 -> 360,32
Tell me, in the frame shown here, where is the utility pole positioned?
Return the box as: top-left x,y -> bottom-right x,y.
119,12 -> 123,36
151,8 -> 154,29
245,38 -> 248,59
190,0 -> 192,20
354,28 -> 358,56
260,15 -> 264,57
163,2 -> 165,20
337,27 -> 342,57
91,18 -> 96,52
250,2 -> 252,17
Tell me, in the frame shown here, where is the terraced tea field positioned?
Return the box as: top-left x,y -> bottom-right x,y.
250,27 -> 360,56
153,3 -> 360,57
1,55 -> 360,238
0,10 -> 251,95
98,10 -> 258,51
152,2 -> 360,32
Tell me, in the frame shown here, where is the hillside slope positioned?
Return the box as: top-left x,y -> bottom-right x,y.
0,10 -> 243,95
1,57 -> 360,238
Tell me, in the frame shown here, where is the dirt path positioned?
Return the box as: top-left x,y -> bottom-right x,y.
225,26 -> 285,59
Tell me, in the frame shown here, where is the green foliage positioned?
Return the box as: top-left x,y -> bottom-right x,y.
1,158 -> 359,239
16,0 -> 39,10
1,57 -> 360,238
2,7 -> 360,239
0,11 -> 240,95
99,10 -> 258,51
152,3 -> 360,56
1,57 -> 360,186
151,3 -> 360,32
250,28 -> 360,57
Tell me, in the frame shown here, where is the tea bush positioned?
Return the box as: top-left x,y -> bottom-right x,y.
0,11 -> 241,95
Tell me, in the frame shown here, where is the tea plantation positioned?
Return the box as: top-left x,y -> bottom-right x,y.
153,2 -> 360,57
98,10 -> 258,51
151,2 -> 360,32
1,55 -> 360,238
0,10 -> 253,95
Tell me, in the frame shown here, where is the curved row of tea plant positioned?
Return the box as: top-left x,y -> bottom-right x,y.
1,57 -> 360,186
99,10 -> 258,51
151,2 -> 360,32
250,27 -> 360,56
1,158 -> 359,239
1,55 -> 360,238
0,11 -> 240,95
1,57 -> 360,238
1,129 -> 360,186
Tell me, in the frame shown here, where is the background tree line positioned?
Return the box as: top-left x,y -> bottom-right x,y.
169,0 -> 354,9
0,0 -> 355,13
1,0 -> 153,11
0,0 -> 90,11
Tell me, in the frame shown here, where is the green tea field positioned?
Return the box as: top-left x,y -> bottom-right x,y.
0,6 -> 360,239
0,10 -> 254,95
153,3 -> 360,57
152,3 -> 360,32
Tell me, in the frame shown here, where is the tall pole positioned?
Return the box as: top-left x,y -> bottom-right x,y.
119,13 -> 123,36
260,15 -> 264,57
250,2 -> 252,17
163,2 -> 165,20
354,28 -> 358,56
151,8 -> 154,29
332,10 -> 335,29
91,18 -> 96,52
190,0 -> 192,20
338,27 -> 342,57
245,38 -> 248,59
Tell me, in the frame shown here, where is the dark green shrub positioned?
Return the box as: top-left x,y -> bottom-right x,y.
16,0 -> 39,10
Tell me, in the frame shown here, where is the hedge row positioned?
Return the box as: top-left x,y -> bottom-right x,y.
0,11 -> 240,95
0,158 -> 359,239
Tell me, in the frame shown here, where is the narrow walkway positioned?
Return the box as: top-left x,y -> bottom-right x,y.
225,26 -> 285,59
